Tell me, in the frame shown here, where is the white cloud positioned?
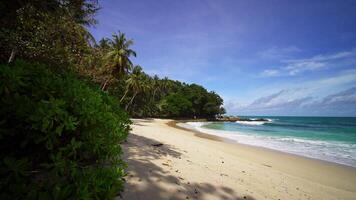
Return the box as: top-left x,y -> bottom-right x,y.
283,50 -> 355,75
320,87 -> 356,105
261,69 -> 280,77
226,69 -> 356,116
224,100 -> 246,111
225,88 -> 313,114
258,46 -> 301,59
262,49 -> 356,76
246,89 -> 313,110
301,87 -> 356,116
285,61 -> 326,75
305,69 -> 356,95
286,50 -> 354,63
228,87 -> 356,116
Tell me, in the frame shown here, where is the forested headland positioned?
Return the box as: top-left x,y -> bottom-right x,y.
0,0 -> 225,199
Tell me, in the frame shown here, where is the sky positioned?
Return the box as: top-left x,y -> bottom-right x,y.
89,0 -> 356,116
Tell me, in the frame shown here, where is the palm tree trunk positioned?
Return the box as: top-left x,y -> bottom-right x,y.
8,49 -> 16,63
101,78 -> 110,91
120,89 -> 129,103
125,91 -> 138,111
152,88 -> 158,101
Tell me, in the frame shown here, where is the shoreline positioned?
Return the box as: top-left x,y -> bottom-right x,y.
121,118 -> 356,200
169,120 -> 356,169
168,120 -> 356,191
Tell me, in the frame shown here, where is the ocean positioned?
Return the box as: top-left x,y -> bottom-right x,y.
177,116 -> 356,168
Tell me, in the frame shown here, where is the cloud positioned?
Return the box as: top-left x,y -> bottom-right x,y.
224,100 -> 246,111
258,46 -> 301,59
250,90 -> 286,107
286,51 -> 354,63
319,87 -> 356,106
253,69 -> 356,103
224,89 -> 313,114
283,50 -> 355,75
261,69 -> 280,77
285,61 -> 326,75
301,87 -> 356,116
226,69 -> 356,116
246,89 -> 313,111
262,49 -> 356,76
310,69 -> 356,90
227,87 -> 356,116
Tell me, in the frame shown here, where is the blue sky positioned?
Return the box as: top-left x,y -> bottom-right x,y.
89,0 -> 356,116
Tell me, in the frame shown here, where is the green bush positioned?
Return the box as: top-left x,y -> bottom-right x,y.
159,93 -> 193,117
0,61 -> 131,199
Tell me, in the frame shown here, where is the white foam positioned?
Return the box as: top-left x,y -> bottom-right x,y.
177,122 -> 356,167
235,121 -> 267,125
235,118 -> 273,125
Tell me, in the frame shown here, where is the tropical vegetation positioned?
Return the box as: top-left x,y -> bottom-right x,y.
0,0 -> 225,199
0,61 -> 130,199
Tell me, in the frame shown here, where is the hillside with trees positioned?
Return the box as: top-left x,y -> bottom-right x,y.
80,32 -> 226,119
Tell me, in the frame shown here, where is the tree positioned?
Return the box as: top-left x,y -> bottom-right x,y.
0,60 -> 130,199
0,0 -> 99,65
200,91 -> 224,118
121,73 -> 226,118
98,38 -> 111,50
151,75 -> 161,101
101,32 -> 136,90
120,65 -> 150,111
160,93 -> 193,117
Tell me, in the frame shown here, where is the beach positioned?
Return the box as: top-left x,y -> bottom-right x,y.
119,119 -> 356,200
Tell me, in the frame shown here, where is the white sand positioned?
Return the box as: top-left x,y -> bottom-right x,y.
119,119 -> 356,200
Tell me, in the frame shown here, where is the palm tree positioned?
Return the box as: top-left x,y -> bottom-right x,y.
151,75 -> 161,101
120,66 -> 141,103
101,31 -> 136,90
121,65 -> 150,111
98,38 -> 110,50
126,77 -> 151,111
160,77 -> 173,95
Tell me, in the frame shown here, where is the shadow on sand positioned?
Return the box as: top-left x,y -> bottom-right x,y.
118,132 -> 255,200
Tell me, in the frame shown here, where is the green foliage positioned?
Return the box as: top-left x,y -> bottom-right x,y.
95,32 -> 137,90
160,93 -> 193,117
0,1 -> 226,199
118,72 -> 226,118
0,0 -> 225,119
0,0 -> 98,67
0,61 -> 131,200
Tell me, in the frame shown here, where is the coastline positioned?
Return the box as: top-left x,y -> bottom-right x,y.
170,120 -> 356,169
120,119 -> 356,200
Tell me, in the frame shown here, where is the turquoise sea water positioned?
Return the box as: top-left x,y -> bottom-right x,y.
178,117 -> 356,167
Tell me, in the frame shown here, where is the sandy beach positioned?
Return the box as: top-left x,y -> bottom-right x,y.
119,119 -> 356,200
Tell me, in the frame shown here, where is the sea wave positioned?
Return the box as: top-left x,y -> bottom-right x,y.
235,121 -> 267,125
250,118 -> 273,122
177,121 -> 356,167
235,118 -> 273,125
185,121 -> 211,127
